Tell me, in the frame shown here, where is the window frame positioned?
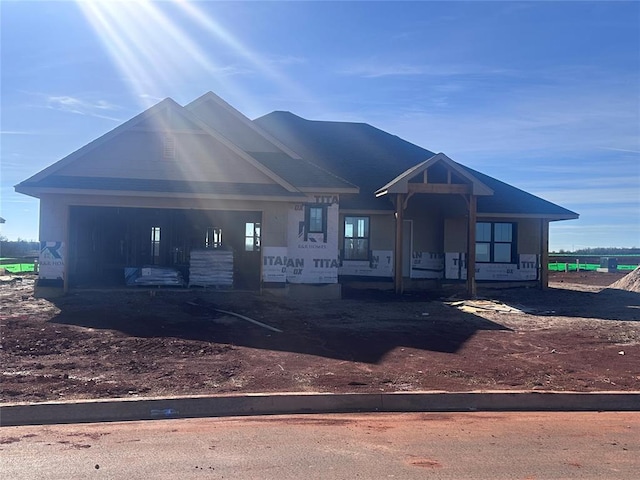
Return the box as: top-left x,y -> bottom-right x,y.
304,204 -> 328,242
205,227 -> 222,249
475,221 -> 516,264
343,216 -> 370,261
308,206 -> 324,233
244,222 -> 261,252
150,226 -> 161,264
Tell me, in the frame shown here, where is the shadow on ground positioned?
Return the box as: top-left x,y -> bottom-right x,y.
477,285 -> 640,322
48,289 -> 509,363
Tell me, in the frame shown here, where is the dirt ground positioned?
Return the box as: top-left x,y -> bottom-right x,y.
1,271 -> 639,403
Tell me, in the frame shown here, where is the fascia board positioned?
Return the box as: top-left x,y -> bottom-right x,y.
477,212 -> 580,221
14,186 -> 306,203
339,209 -> 395,215
298,187 -> 359,194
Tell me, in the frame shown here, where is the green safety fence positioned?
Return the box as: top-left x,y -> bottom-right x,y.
548,263 -> 637,272
2,263 -> 36,273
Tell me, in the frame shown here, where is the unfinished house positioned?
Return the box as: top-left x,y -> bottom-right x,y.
16,92 -> 578,297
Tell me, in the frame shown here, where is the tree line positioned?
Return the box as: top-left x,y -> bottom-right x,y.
551,247 -> 640,255
0,238 -> 40,258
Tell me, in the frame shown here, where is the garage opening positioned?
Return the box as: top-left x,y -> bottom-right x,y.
68,206 -> 262,289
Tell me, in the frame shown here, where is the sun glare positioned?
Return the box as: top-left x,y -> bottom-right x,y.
174,0 -> 308,100
76,0 -> 226,105
75,0 -> 308,112
74,0 -> 310,194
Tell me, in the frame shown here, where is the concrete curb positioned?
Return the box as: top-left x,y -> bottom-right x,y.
2,391 -> 639,427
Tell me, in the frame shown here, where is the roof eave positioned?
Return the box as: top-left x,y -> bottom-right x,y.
298,187 -> 359,194
13,186 -> 307,202
477,212 -> 580,221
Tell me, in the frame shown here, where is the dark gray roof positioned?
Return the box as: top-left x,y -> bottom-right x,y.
254,111 -> 578,218
254,111 -> 435,210
248,151 -> 356,190
18,176 -> 305,198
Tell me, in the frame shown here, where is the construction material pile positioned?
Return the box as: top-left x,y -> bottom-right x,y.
189,248 -> 234,287
124,266 -> 185,287
608,266 -> 640,293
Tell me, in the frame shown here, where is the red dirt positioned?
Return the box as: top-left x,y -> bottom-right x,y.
1,271 -> 639,403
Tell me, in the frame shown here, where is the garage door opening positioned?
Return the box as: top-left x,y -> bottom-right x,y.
68,206 -> 262,289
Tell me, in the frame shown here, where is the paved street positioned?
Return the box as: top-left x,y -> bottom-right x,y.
2,412 -> 638,479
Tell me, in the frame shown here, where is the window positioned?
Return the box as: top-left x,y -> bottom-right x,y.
344,216 -> 370,260
245,222 -> 261,251
303,205 -> 328,242
308,206 -> 324,233
205,227 -> 222,248
476,222 -> 515,263
150,226 -> 161,264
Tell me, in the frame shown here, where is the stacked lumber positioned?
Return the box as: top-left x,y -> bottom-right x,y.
124,267 -> 185,287
189,248 -> 234,287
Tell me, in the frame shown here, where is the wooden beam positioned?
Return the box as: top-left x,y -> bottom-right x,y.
467,195 -> 477,298
394,193 -> 405,295
408,183 -> 472,195
403,191 -> 415,210
540,219 -> 549,290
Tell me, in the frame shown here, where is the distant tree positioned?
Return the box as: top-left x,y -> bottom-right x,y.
0,239 -> 40,258
551,247 -> 640,256
574,247 -> 640,255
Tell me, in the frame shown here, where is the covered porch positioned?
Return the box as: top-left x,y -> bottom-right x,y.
375,153 -> 551,297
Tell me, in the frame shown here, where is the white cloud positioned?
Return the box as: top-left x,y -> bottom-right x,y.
44,95 -> 123,121
339,62 -> 513,79
0,130 -> 36,135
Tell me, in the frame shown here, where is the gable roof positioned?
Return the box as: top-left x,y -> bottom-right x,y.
254,111 -> 579,219
19,98 -> 182,186
376,152 -> 494,197
17,95 -> 357,199
186,92 -> 358,193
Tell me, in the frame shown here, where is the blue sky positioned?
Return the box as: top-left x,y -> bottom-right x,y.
1,1 -> 638,251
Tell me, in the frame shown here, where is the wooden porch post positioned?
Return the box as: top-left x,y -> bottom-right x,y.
394,193 -> 405,295
540,219 -> 549,290
467,194 -> 477,298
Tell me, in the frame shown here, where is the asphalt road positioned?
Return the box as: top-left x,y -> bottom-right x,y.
2,412 -> 638,479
